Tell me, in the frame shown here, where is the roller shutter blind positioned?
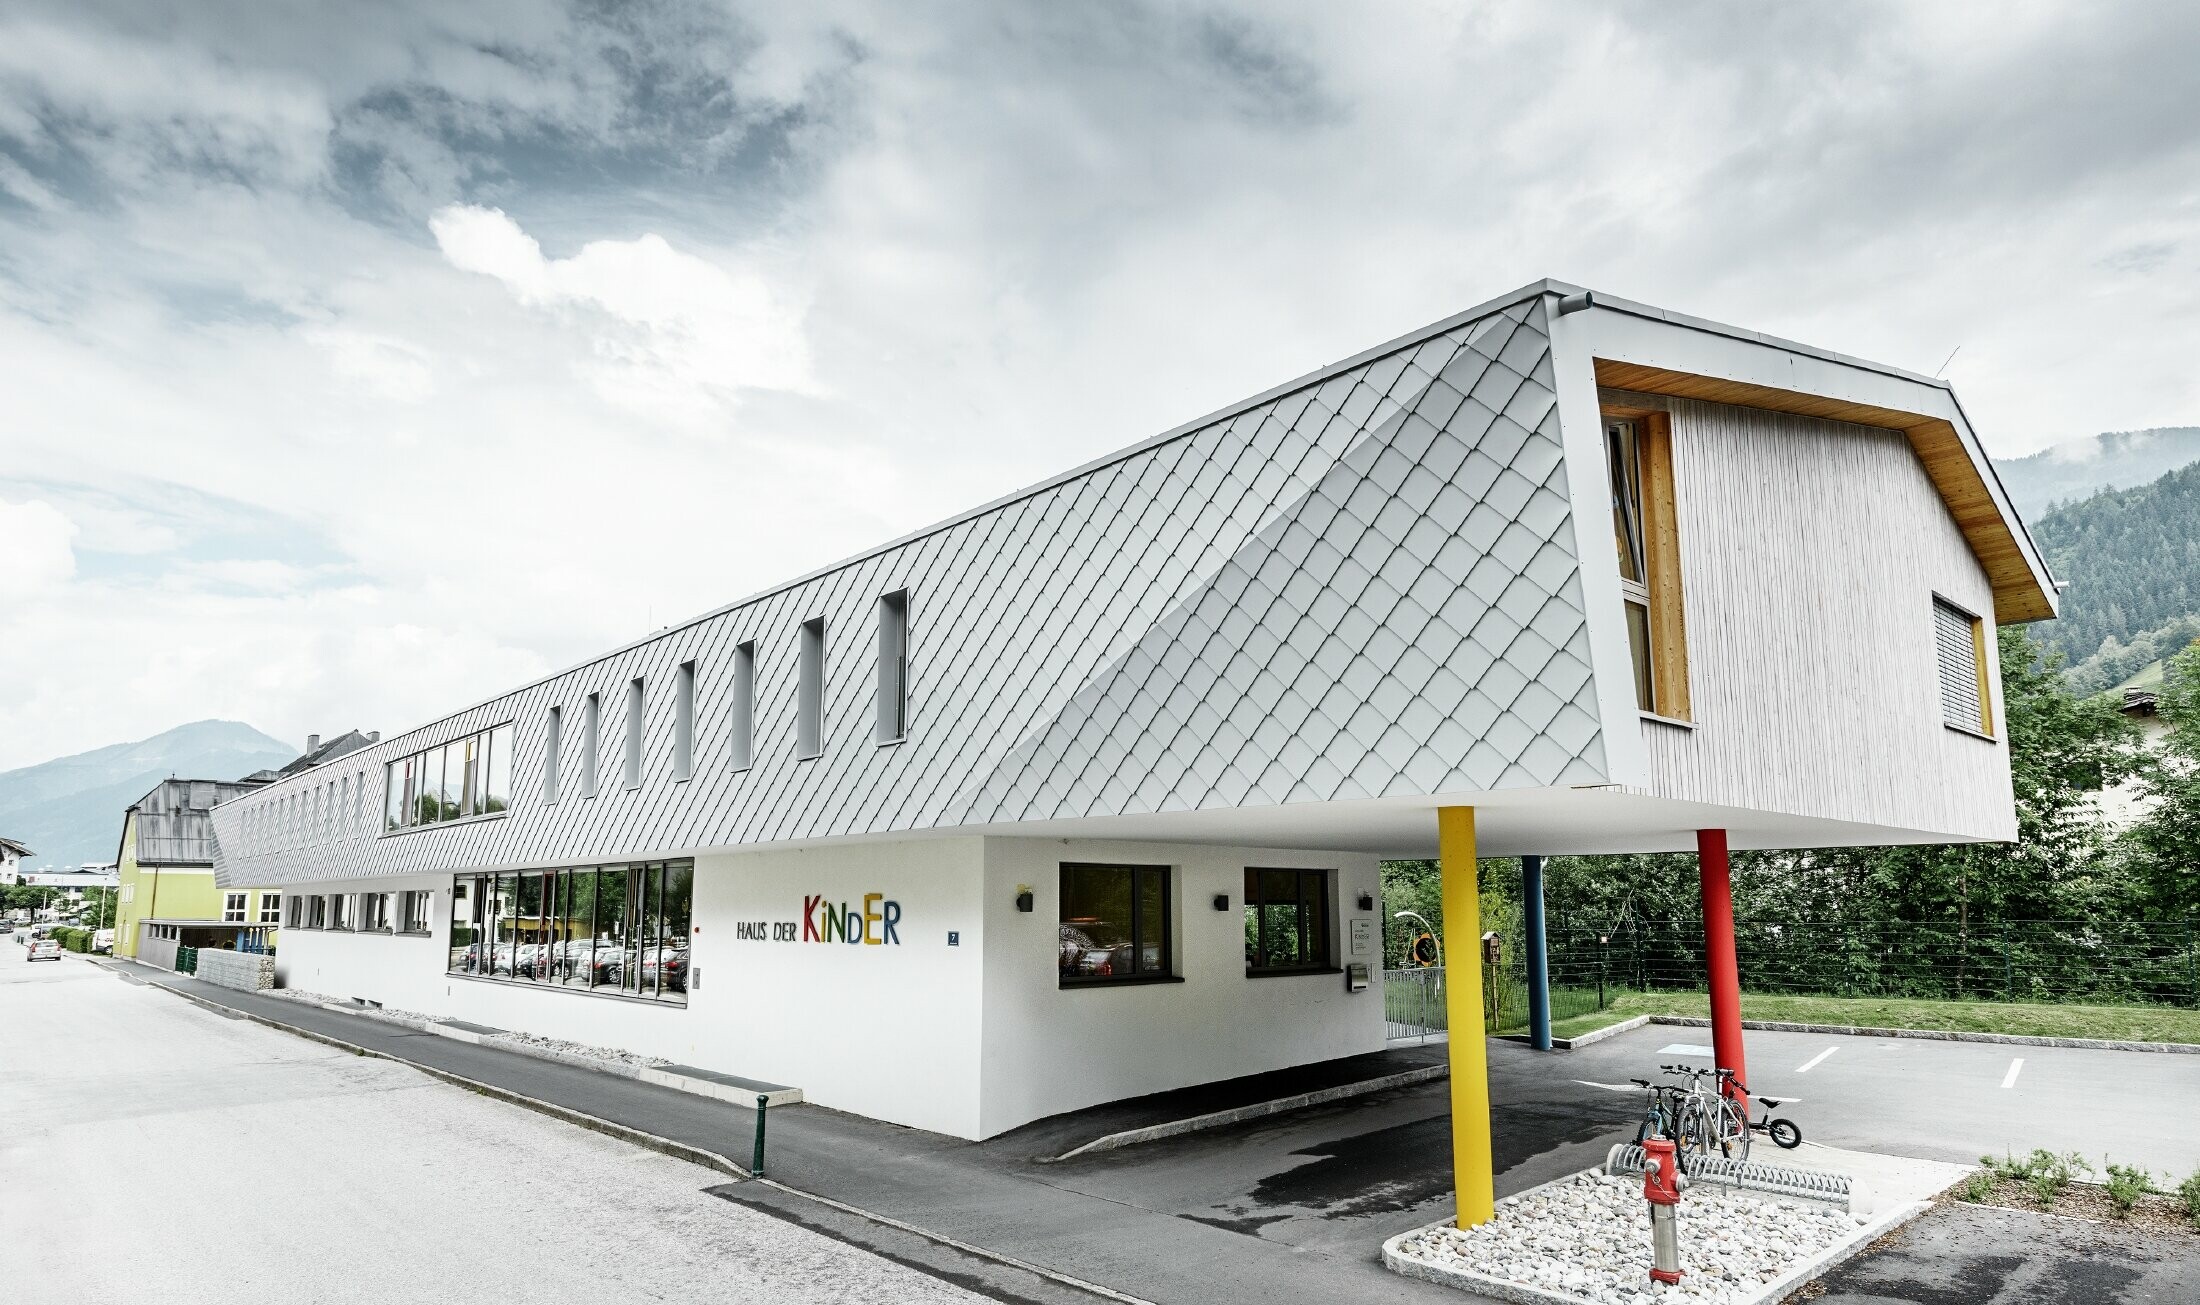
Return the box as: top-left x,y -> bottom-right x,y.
1934,597 -> 1984,730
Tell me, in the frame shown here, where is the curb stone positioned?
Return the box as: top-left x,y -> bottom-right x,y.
1047,1064 -> 1447,1161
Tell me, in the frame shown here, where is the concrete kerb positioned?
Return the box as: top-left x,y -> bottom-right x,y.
103,961 -> 1156,1305
1380,1166 -> 1935,1305
1046,1063 -> 1450,1161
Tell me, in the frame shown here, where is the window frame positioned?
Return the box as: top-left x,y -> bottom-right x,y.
1932,593 -> 1995,739
1242,867 -> 1337,976
729,641 -> 756,772
1057,862 -> 1176,988
380,722 -> 516,836
797,617 -> 826,760
221,891 -> 248,923
399,889 -> 433,935
876,589 -> 909,745
1602,408 -> 1691,721
259,891 -> 283,925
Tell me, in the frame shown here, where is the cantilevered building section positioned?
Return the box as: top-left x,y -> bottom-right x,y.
211,281 -> 2051,1198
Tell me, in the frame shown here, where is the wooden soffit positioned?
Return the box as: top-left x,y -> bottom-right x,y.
1594,359 -> 2054,624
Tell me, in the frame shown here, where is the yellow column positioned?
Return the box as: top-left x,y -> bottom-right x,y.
1440,805 -> 1494,1227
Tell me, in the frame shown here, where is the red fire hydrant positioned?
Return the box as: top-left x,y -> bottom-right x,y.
1642,1137 -> 1684,1285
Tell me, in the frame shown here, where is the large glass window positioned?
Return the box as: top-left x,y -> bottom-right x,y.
1059,863 -> 1172,985
446,861 -> 690,1006
383,723 -> 515,833
328,893 -> 352,931
361,892 -> 392,934
1243,868 -> 1333,974
400,890 -> 432,934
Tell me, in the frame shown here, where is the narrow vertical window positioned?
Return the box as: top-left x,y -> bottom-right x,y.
1933,596 -> 1994,736
544,706 -> 563,804
730,641 -> 755,772
674,661 -> 696,781
797,617 -> 825,760
1603,412 -> 1689,719
582,693 -> 601,798
876,590 -> 909,744
625,677 -> 645,789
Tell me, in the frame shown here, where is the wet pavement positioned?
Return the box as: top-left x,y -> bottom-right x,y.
1807,1203 -> 2200,1303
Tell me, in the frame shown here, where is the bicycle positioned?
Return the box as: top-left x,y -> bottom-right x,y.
1661,1063 -> 1752,1167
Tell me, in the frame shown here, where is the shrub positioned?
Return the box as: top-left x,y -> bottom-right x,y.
2028,1151 -> 2090,1208
2180,1169 -> 2200,1228
2104,1164 -> 2154,1217
1956,1170 -> 1998,1203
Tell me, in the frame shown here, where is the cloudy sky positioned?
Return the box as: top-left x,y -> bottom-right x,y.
2,1 -> 2197,771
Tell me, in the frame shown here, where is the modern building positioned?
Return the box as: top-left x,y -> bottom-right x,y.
211,281 -> 2050,1220
115,731 -> 380,965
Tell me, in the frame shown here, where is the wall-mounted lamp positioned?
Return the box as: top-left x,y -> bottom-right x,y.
1356,892 -> 1374,912
1212,894 -> 1230,912
1014,885 -> 1033,913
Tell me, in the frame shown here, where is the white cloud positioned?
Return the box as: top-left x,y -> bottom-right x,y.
0,0 -> 2197,770
0,499 -> 77,598
430,204 -> 815,415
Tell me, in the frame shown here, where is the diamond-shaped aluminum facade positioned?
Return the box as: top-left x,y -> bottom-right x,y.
215,297 -> 1607,887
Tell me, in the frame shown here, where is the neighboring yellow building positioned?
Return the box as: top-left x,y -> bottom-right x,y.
114,780 -> 281,964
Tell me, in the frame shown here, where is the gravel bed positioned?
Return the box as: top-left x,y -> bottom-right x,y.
1954,1175 -> 2200,1237
267,987 -> 664,1069
1394,1172 -> 1864,1304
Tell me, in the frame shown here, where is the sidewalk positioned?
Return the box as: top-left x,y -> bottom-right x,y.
104,960 -> 1485,1305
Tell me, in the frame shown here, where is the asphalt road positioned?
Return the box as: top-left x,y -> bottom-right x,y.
0,946 -> 985,1305
30,946 -> 2200,1305
1554,1021 -> 2200,1177
1811,1202 -> 2200,1303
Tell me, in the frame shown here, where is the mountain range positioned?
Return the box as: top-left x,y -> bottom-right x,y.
0,720 -> 296,872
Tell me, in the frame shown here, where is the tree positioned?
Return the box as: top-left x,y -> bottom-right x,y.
2124,639 -> 2200,917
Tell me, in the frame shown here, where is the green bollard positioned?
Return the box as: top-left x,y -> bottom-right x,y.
751,1094 -> 768,1178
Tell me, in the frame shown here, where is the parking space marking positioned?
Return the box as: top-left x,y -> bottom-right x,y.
1795,1047 -> 1837,1074
2001,1057 -> 2024,1089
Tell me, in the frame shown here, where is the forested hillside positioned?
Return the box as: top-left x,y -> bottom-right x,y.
2029,462 -> 2200,681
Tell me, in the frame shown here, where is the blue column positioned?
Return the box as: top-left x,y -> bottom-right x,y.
1522,855 -> 1552,1051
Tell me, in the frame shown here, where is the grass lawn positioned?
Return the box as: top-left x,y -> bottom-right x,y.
1541,990 -> 2200,1046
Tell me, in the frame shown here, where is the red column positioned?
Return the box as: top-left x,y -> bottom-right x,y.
1697,828 -> 1749,1111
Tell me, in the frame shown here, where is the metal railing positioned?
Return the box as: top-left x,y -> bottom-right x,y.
1385,966 -> 1447,1041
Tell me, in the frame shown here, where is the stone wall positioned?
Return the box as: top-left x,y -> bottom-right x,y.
196,948 -> 275,992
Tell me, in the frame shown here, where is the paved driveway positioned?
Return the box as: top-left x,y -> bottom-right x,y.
1034,1020 -> 2200,1257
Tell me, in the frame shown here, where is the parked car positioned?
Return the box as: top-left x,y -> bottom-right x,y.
92,929 -> 114,954
640,946 -> 688,992
28,938 -> 63,962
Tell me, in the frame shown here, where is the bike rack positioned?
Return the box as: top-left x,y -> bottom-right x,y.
1604,1143 -> 1857,1210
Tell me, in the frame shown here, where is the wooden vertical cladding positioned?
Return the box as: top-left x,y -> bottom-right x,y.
1639,411 -> 1690,720
1970,615 -> 1994,736
1592,360 -> 2053,624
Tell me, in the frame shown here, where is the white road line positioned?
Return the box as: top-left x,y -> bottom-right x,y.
1796,1046 -> 1837,1073
2001,1057 -> 2024,1089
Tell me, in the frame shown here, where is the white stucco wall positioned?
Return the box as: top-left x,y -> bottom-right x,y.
270,835 -> 1387,1142
976,837 -> 1385,1138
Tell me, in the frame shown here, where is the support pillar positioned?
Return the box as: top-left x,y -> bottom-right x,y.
1521,855 -> 1552,1051
1439,806 -> 1495,1228
1697,828 -> 1749,1110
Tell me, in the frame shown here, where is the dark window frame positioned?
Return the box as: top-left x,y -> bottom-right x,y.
1058,862 -> 1176,988
1243,867 -> 1336,975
